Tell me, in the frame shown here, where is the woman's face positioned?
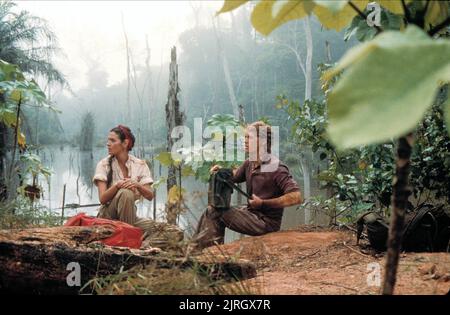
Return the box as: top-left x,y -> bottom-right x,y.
107,131 -> 128,156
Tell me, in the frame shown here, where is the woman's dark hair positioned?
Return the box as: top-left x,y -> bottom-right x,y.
106,125 -> 135,188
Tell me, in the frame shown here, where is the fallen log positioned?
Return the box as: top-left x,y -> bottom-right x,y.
0,226 -> 256,294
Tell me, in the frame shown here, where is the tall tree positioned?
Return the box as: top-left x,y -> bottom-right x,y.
165,47 -> 185,225
213,16 -> 239,118
0,1 -> 65,200
121,12 -> 131,124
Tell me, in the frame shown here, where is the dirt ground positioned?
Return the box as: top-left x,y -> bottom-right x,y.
203,226 -> 450,295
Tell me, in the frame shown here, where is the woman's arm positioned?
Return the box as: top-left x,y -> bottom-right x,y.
136,183 -> 154,201
97,180 -> 123,205
120,179 -> 154,201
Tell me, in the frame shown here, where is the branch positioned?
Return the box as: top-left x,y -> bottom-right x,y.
274,39 -> 307,77
423,0 -> 430,17
9,96 -> 22,182
401,0 -> 412,24
428,16 -> 450,36
348,1 -> 383,34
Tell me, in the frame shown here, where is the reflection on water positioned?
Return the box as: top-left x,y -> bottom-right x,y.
37,145 -> 308,241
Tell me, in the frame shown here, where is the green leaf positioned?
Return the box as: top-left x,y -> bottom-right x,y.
377,0 -> 408,15
0,108 -> 17,126
10,89 -> 21,102
168,185 -> 185,205
216,0 -> 248,15
181,165 -> 196,177
152,176 -> 167,189
326,26 -> 450,149
250,0 -> 314,36
313,0 -> 348,12
444,94 -> 450,136
313,0 -> 368,31
425,0 -> 449,32
155,151 -> 174,167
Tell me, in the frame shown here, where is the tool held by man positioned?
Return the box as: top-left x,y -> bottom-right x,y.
208,168 -> 251,210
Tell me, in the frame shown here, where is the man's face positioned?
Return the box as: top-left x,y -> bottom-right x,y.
244,127 -> 265,155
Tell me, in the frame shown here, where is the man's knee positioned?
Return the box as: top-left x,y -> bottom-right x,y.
204,205 -> 223,220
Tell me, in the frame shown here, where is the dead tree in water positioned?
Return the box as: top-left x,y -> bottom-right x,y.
79,111 -> 95,151
165,47 -> 185,225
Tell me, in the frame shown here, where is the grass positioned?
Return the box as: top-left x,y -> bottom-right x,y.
81,242 -> 262,295
0,195 -> 60,229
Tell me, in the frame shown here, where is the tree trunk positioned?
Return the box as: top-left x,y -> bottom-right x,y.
382,133 -> 414,295
165,47 -> 185,225
301,17 -> 313,223
0,226 -> 256,294
121,12 -> 131,124
213,17 -> 239,118
299,153 -> 311,224
325,40 -> 332,63
145,34 -> 153,152
0,122 -> 7,201
304,16 -> 313,102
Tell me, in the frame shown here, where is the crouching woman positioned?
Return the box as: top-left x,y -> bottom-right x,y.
93,125 -> 183,247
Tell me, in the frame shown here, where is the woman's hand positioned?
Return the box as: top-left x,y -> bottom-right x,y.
121,178 -> 140,191
115,179 -> 126,190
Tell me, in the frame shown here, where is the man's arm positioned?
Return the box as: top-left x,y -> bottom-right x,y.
249,191 -> 303,209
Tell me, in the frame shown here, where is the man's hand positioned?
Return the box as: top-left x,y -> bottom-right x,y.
210,164 -> 238,177
210,164 -> 221,174
248,194 -> 264,209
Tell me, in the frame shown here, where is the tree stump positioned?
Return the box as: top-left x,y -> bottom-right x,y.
0,226 -> 256,294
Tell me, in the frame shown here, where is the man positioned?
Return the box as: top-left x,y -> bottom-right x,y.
192,121 -> 303,249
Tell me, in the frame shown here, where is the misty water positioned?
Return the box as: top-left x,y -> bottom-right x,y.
36,145 -> 309,242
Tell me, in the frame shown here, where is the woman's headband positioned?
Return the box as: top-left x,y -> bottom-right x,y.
117,125 -> 133,150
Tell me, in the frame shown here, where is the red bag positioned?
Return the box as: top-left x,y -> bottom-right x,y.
64,213 -> 143,249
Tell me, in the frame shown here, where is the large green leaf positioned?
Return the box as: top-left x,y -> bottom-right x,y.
377,0 -> 410,15
313,0 -> 348,12
424,1 -> 449,32
216,0 -> 248,15
0,107 -> 17,126
155,151 -> 174,167
251,0 -> 314,36
325,26 -> 450,149
314,0 -> 368,31
444,94 -> 450,134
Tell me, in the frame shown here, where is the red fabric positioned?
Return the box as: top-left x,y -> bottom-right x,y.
64,213 -> 143,249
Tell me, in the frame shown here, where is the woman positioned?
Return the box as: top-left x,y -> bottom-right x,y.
93,125 -> 183,247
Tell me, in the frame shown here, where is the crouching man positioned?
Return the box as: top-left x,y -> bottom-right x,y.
192,121 -> 303,250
